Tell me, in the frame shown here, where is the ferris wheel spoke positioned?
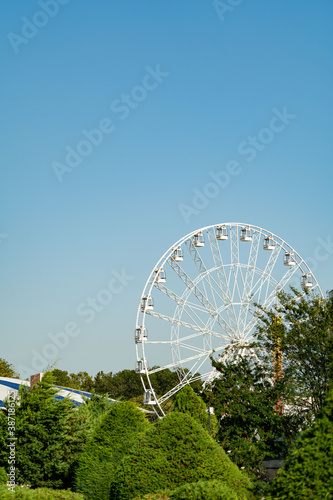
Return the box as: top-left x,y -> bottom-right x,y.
185,239 -> 220,311
206,228 -> 238,330
206,228 -> 232,303
146,310 -> 208,335
230,225 -> 240,266
264,264 -> 299,306
154,283 -> 211,329
176,342 -> 212,354
149,350 -> 212,377
185,238 -> 233,317
186,351 -> 212,379
251,244 -> 281,303
241,264 -> 299,340
167,258 -> 234,337
238,231 -> 261,334
207,228 -> 237,318
157,376 -> 194,404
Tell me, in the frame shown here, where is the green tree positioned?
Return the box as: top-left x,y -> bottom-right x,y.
254,289 -> 333,423
0,358 -> 18,378
203,353 -> 299,479
68,371 -> 94,392
93,370 -> 113,394
52,369 -> 74,388
75,401 -> 149,500
52,369 -> 94,392
268,388 -> 333,499
111,412 -> 253,500
0,372 -> 102,489
110,369 -> 143,399
174,385 -> 218,437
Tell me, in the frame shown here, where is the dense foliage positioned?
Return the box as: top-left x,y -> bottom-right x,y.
75,401 -> 149,499
135,480 -> 240,500
268,388 -> 333,499
0,373 -> 111,490
52,367 -> 191,404
1,292 -> 332,498
254,290 -> 333,423
168,480 -> 240,500
202,292 -> 333,485
0,358 -> 18,378
111,411 -> 253,500
0,486 -> 84,499
174,384 -> 218,437
203,353 -> 298,479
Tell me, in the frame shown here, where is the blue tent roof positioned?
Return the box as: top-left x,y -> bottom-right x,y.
0,377 -> 113,407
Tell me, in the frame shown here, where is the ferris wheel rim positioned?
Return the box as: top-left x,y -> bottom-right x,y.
136,223 -> 322,321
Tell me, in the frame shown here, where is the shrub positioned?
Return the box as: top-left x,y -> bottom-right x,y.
268,388 -> 333,499
0,466 -> 8,484
174,385 -> 218,437
74,401 -> 149,499
168,480 -> 239,500
111,412 -> 253,500
135,480 -> 240,500
0,372 -> 93,490
0,486 -> 84,498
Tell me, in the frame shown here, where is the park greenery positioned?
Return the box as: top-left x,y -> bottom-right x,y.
0,291 -> 332,498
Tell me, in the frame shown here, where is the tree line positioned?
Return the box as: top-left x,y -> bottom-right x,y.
0,290 -> 332,498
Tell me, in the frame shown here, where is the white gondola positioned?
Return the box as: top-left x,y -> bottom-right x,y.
154,268 -> 166,283
193,231 -> 205,247
136,358 -> 146,373
284,252 -> 295,266
143,389 -> 156,405
216,225 -> 228,240
301,273 -> 313,289
240,226 -> 252,242
263,236 -> 276,250
172,247 -> 183,262
135,327 -> 148,343
140,295 -> 154,311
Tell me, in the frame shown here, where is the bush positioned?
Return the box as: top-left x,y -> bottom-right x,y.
169,480 -> 239,499
0,466 -> 8,484
135,480 -> 240,500
111,412 -> 253,500
268,388 -> 333,499
0,372 -> 105,490
174,385 -> 218,437
74,401 -> 149,499
0,486 -> 84,498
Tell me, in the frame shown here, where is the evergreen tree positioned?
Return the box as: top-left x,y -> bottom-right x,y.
174,384 -> 218,437
0,372 -> 106,489
111,411 -> 253,500
268,388 -> 333,499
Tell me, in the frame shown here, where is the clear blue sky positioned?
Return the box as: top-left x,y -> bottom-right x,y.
1,1 -> 332,379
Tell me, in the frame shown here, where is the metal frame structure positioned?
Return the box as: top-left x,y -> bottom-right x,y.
135,223 -> 322,418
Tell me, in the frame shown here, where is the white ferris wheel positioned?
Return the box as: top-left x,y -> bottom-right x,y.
135,223 -> 322,417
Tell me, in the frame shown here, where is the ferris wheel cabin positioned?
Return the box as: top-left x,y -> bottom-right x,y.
154,268 -> 166,283
136,358 -> 146,374
172,247 -> 183,262
263,236 -> 276,250
240,227 -> 252,242
135,327 -> 148,343
193,232 -> 205,247
141,296 -> 154,311
216,225 -> 228,240
301,273 -> 313,289
284,252 -> 296,266
143,389 -> 156,405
